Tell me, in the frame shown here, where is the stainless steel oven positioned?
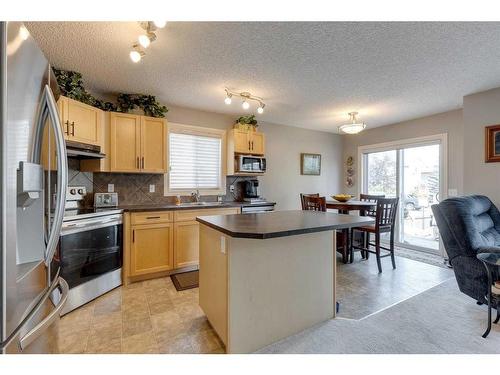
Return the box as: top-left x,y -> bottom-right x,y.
58,210 -> 123,314
235,155 -> 266,173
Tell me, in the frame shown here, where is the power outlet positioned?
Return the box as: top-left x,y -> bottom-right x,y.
149,184 -> 155,193
107,184 -> 114,193
229,185 -> 235,193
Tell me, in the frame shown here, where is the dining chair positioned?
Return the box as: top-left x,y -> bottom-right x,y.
302,195 -> 327,211
350,197 -> 399,273
355,194 -> 385,260
301,194 -> 351,263
300,193 -> 320,210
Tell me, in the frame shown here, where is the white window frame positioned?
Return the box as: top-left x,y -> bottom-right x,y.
164,122 -> 227,196
357,133 -> 448,255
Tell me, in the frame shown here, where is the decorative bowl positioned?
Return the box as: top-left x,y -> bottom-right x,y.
332,194 -> 354,202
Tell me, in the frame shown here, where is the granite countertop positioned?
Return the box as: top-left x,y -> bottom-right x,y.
196,210 -> 374,239
117,201 -> 276,212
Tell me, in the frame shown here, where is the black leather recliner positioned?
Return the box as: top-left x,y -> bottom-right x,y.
432,195 -> 500,304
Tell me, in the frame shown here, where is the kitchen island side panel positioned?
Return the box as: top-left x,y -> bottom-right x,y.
227,231 -> 335,354
199,224 -> 229,346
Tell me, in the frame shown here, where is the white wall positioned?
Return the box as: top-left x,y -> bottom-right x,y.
167,105 -> 344,210
463,87 -> 500,204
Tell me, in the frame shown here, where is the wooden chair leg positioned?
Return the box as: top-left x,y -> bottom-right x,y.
390,230 -> 396,269
375,233 -> 382,273
348,229 -> 354,263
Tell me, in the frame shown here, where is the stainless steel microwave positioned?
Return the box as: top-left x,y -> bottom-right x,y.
235,155 -> 267,173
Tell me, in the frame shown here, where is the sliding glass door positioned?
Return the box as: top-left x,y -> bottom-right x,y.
361,136 -> 445,254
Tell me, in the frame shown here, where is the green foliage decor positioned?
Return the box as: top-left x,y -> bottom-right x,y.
53,68 -> 168,118
117,94 -> 168,118
236,115 -> 258,126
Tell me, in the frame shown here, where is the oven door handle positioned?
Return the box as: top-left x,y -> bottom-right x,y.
61,217 -> 122,235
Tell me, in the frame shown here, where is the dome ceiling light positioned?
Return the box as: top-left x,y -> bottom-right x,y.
224,88 -> 266,114
129,21 -> 166,63
338,112 -> 367,134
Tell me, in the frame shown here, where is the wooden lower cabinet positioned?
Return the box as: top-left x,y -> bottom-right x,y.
174,220 -> 200,269
130,222 -> 174,276
124,207 -> 240,284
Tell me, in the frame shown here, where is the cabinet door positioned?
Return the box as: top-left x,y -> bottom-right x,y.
130,223 -> 174,276
141,116 -> 167,173
110,113 -> 141,172
174,220 -> 200,268
65,97 -> 101,146
250,132 -> 265,155
58,97 -> 70,141
233,130 -> 250,153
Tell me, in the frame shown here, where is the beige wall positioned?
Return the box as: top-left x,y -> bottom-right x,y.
258,122 -> 343,210
167,105 -> 344,210
342,109 -> 464,197
463,87 -> 500,203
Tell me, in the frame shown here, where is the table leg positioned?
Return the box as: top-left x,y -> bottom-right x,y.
482,264 -> 493,338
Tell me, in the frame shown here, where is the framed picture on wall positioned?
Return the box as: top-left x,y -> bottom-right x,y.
485,124 -> 500,162
301,153 -> 321,175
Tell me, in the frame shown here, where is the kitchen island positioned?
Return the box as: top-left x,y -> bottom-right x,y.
196,210 -> 373,353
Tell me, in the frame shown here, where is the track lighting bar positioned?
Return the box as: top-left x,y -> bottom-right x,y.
224,88 -> 266,114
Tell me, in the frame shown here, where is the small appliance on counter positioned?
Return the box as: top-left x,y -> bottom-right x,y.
239,179 -> 276,213
94,192 -> 119,208
56,186 -> 123,315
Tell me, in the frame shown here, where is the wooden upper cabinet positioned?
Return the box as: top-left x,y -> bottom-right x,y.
233,129 -> 250,153
60,96 -> 102,146
250,132 -> 265,155
109,113 -> 167,174
110,112 -> 141,172
230,129 -> 265,155
141,116 -> 167,173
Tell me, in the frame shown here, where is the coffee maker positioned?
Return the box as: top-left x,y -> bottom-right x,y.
242,179 -> 264,203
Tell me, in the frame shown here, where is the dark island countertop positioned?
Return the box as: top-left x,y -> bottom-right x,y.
116,201 -> 276,212
196,210 -> 374,239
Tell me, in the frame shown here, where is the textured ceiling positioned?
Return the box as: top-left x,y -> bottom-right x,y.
26,21 -> 500,133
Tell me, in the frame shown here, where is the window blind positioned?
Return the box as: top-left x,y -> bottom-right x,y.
169,132 -> 222,190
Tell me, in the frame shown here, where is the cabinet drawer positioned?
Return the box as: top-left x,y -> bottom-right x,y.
131,211 -> 173,225
174,207 -> 240,222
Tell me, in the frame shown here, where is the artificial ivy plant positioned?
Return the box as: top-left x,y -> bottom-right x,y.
53,68 -> 169,118
236,115 -> 258,126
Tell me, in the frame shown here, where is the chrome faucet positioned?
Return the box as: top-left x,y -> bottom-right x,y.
191,189 -> 201,202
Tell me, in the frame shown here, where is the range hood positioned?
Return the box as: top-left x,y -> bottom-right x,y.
66,140 -> 105,159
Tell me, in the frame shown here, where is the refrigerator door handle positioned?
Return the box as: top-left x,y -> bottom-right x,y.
32,85 -> 68,265
18,277 -> 69,351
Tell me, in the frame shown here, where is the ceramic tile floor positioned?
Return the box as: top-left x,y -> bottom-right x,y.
57,277 -> 225,354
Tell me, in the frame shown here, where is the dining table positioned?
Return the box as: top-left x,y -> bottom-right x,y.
326,200 -> 376,263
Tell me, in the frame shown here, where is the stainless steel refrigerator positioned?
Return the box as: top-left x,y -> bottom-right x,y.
0,21 -> 69,354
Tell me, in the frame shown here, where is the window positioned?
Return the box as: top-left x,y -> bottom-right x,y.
165,123 -> 226,194
360,134 -> 447,254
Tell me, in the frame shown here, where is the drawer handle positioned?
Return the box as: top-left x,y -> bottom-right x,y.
146,216 -> 161,219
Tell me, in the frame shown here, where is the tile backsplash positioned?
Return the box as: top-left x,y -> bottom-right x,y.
67,159 -> 257,206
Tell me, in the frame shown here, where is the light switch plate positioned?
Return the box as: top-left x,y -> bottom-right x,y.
448,188 -> 458,197
107,184 -> 114,193
149,184 -> 155,193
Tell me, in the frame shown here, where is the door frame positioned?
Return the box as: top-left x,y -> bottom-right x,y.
357,133 -> 448,255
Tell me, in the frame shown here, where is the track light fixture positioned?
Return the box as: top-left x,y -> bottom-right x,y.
129,21 -> 165,63
224,88 -> 266,114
